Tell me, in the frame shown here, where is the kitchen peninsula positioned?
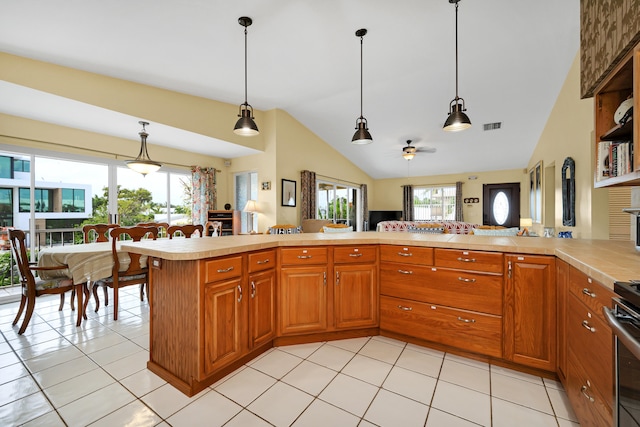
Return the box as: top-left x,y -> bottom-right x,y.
123,233 -> 637,426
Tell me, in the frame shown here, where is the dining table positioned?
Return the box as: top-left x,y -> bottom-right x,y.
37,241 -> 148,286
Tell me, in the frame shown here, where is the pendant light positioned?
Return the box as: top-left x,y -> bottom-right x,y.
352,28 -> 373,145
443,0 -> 471,132
234,16 -> 259,136
125,121 -> 162,176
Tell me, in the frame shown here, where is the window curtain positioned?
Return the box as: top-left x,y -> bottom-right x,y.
300,170 -> 316,221
191,166 -> 217,225
402,185 -> 414,221
455,181 -> 463,221
360,183 -> 368,230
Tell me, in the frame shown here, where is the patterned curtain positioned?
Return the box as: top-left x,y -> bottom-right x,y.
191,166 -> 217,225
402,185 -> 414,221
360,184 -> 368,230
455,181 -> 463,221
300,170 -> 316,221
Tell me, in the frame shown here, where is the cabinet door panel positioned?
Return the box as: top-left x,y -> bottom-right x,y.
203,278 -> 244,376
249,269 -> 276,348
504,255 -> 556,371
335,264 -> 378,329
279,266 -> 327,335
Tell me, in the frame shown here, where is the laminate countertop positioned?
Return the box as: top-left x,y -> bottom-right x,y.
121,232 -> 640,290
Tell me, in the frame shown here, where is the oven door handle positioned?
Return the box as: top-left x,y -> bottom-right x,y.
603,307 -> 640,360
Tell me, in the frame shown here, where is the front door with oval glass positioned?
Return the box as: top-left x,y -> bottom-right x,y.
482,183 -> 521,227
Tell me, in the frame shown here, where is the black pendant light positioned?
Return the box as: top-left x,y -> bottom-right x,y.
234,16 -> 259,136
443,0 -> 471,132
352,28 -> 373,145
125,121 -> 162,177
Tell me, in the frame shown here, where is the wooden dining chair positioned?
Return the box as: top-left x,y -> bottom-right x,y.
92,225 -> 158,320
204,221 -> 223,237
82,223 -> 118,243
9,229 -> 85,334
75,223 -> 118,310
137,222 -> 169,238
267,224 -> 302,234
167,224 -> 204,239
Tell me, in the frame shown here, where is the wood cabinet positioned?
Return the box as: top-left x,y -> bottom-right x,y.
380,246 -> 504,359
333,246 -> 378,330
202,255 -> 245,376
556,258 -> 570,383
593,40 -> 640,187
503,254 -> 556,371
248,249 -> 276,349
208,210 -> 240,235
563,266 -> 614,427
278,247 -> 328,335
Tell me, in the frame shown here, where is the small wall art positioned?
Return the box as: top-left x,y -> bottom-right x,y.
261,181 -> 271,190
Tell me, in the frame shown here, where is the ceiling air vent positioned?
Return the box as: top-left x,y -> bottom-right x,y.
483,122 -> 502,131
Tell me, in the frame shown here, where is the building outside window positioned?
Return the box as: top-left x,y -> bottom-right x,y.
413,185 -> 456,221
19,188 -> 53,213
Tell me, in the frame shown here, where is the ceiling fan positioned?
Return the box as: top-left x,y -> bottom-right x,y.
402,140 -> 436,160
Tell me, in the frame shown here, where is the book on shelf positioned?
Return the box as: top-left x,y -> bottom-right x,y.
599,140 -> 633,179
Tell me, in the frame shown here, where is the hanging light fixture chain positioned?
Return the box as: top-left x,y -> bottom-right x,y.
454,0 -> 459,100
360,33 -> 364,118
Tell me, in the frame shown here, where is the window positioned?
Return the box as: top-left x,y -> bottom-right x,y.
19,188 -> 53,212
13,158 -> 30,173
235,172 -> 258,233
317,181 -> 359,227
0,156 -> 12,179
0,188 -> 12,226
61,188 -> 85,212
413,186 -> 456,221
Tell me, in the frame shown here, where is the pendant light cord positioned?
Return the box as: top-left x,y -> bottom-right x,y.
454,0 -> 459,100
359,33 -> 364,118
244,26 -> 248,105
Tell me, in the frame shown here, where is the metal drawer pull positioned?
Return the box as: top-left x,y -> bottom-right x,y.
457,277 -> 476,283
580,385 -> 595,403
251,281 -> 256,298
581,320 -> 596,333
397,252 -> 413,257
349,253 -> 363,257
582,288 -> 596,298
256,259 -> 270,264
237,285 -> 243,302
217,266 -> 234,273
398,269 -> 413,275
457,316 -> 476,323
397,305 -> 413,311
297,255 -> 313,259
457,257 -> 476,263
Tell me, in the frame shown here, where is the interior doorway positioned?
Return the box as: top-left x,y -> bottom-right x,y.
482,183 -> 521,227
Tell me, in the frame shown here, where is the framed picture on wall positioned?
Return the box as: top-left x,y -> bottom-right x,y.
281,179 -> 296,207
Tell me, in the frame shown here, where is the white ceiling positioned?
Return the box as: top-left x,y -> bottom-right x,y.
0,0 -> 580,179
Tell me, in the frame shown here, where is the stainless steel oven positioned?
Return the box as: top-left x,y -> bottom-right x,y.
604,281 -> 640,426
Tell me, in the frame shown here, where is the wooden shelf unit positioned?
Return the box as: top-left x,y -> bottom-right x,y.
593,41 -> 640,188
208,210 -> 240,235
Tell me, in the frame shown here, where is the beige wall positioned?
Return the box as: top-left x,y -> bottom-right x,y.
527,53 -> 607,239
371,169 -> 526,226
0,52 -> 610,239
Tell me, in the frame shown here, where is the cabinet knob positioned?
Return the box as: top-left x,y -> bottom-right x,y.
457,276 -> 476,283
397,305 -> 413,311
580,385 -> 595,403
217,266 -> 234,273
237,285 -> 243,303
256,259 -> 270,265
397,252 -> 413,257
581,320 -> 596,333
397,269 -> 413,275
582,288 -> 596,298
457,316 -> 476,323
457,257 -> 476,263
349,253 -> 363,257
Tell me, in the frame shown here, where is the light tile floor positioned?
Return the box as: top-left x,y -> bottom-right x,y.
0,288 -> 581,426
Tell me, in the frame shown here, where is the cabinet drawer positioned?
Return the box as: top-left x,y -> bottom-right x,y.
568,268 -> 614,322
334,246 -> 377,264
435,249 -> 503,274
204,256 -> 242,284
566,347 -> 613,427
380,295 -> 502,358
248,249 -> 276,273
380,265 -> 503,315
566,293 -> 613,410
380,245 -> 433,265
280,247 -> 328,265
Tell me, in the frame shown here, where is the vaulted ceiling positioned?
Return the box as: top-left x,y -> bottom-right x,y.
0,0 -> 580,179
